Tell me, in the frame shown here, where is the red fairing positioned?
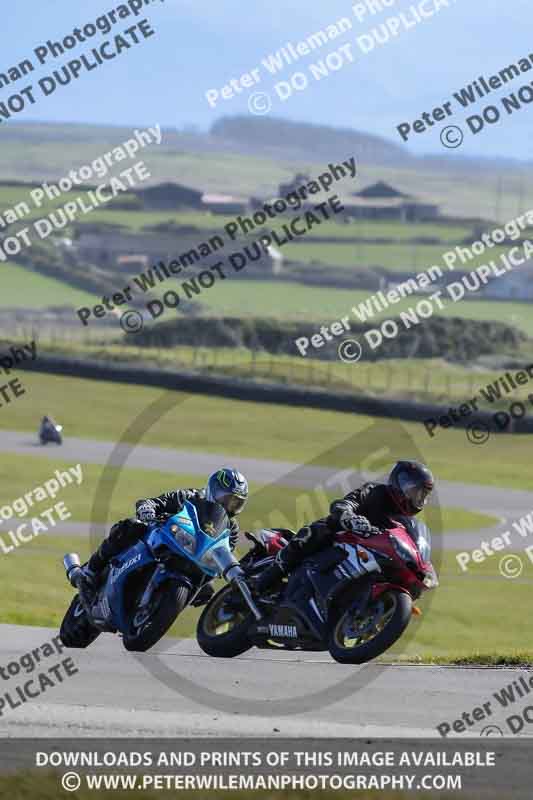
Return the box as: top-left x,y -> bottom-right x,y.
335,523 -> 436,601
372,582 -> 407,600
261,530 -> 288,555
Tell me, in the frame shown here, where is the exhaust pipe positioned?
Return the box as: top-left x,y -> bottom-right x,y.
63,553 -> 83,588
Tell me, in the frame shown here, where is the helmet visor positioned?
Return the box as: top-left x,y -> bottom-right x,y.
398,476 -> 432,511
220,494 -> 247,515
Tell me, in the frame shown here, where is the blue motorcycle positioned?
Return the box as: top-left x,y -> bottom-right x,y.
60,498 -> 261,652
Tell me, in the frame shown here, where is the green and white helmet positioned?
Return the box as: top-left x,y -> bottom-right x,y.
205,468 -> 248,516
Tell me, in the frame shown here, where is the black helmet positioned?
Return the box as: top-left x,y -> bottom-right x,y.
205,468 -> 248,516
388,461 -> 434,515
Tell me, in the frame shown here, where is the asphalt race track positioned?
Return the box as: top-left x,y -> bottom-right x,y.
0,624 -> 526,738
1,429 -> 532,738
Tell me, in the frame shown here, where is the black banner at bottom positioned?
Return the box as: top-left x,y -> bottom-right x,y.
0,738 -> 528,797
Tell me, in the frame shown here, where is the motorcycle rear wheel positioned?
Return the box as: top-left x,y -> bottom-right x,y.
59,594 -> 101,649
328,589 -> 412,664
123,585 -> 189,652
197,585 -> 253,658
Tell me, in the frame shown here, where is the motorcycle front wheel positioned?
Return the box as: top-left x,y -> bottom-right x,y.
196,585 -> 253,658
328,589 -> 412,664
123,584 -> 189,652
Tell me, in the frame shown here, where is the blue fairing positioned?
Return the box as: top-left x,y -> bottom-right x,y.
105,539 -> 154,630
145,501 -> 231,576
102,500 -> 232,634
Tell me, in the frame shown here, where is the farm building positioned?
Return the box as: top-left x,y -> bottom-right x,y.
201,193 -> 248,215
343,181 -> 439,221
134,182 -> 204,210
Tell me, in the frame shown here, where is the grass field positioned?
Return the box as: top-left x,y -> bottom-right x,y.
282,241 -> 510,273
2,371 -> 533,493
158,278 -> 533,336
6,253 -> 533,342
0,261 -> 94,308
19,339 -> 533,412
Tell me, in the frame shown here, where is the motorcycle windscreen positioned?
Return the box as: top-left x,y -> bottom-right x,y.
407,519 -> 432,562
190,498 -> 230,539
391,515 -> 432,562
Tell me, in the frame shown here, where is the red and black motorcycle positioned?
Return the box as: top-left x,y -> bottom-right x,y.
196,518 -> 438,664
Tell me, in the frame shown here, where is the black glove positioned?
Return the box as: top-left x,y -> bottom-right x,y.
339,511 -> 374,537
175,489 -> 188,508
136,500 -> 157,523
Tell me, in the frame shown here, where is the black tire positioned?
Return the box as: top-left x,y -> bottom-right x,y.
123,585 -> 189,652
59,594 -> 101,649
328,590 -> 412,664
196,585 -> 253,658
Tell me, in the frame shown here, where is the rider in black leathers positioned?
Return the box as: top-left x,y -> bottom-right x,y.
80,468 -> 248,606
253,460 -> 434,593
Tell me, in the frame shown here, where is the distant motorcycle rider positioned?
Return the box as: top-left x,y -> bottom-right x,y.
39,415 -> 60,441
253,460 -> 434,594
80,468 -> 249,606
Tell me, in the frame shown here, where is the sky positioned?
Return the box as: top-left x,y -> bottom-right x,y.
2,0 -> 532,159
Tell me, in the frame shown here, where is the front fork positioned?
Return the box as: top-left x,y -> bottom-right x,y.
232,573 -> 263,621
213,549 -> 263,622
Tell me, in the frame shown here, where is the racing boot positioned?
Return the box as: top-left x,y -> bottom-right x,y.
82,518 -> 141,590
77,563 -> 100,607
79,537 -> 113,601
